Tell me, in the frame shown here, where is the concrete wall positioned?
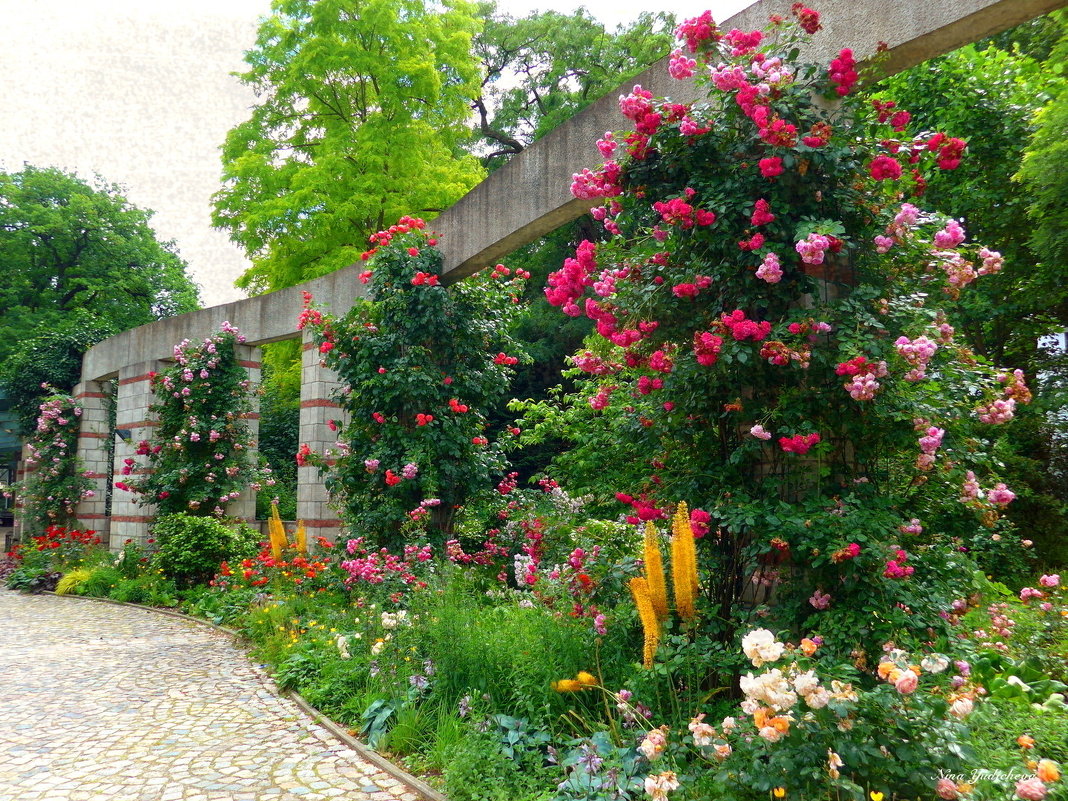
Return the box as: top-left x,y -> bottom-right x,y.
69,0 -> 1064,543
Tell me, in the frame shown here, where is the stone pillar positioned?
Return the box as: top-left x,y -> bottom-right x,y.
110,359 -> 166,550
12,442 -> 35,541
229,344 -> 262,524
74,380 -> 112,539
297,330 -> 346,543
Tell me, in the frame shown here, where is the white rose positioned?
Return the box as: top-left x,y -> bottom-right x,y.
950,697 -> 974,719
920,654 -> 949,674
742,629 -> 785,667
792,670 -> 820,697
805,687 -> 830,709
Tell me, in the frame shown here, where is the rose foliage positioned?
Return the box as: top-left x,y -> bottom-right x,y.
300,217 -> 529,547
516,7 -> 1033,669
5,389 -> 94,534
120,324 -> 267,518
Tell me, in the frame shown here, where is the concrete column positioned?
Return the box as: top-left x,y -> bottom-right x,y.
12,442 -> 35,540
297,329 -> 347,543
229,344 -> 262,523
73,379 -> 112,539
110,359 -> 166,550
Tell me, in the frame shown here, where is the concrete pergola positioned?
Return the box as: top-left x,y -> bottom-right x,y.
64,0 -> 1064,548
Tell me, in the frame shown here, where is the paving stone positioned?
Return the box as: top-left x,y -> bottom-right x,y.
0,590 -> 429,801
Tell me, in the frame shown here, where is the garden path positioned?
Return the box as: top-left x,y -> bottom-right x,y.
0,590 -> 424,801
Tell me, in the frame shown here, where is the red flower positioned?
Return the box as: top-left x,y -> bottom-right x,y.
791,3 -> 821,33
869,155 -> 902,180
758,157 -> 784,178
384,469 -> 402,486
750,198 -> 775,226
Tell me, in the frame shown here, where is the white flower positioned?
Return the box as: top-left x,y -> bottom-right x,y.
381,610 -> 410,629
336,635 -> 351,660
758,725 -> 782,743
741,629 -> 785,667
740,698 -> 760,714
370,640 -> 386,656
688,714 -> 715,747
805,687 -> 830,709
949,697 -> 974,719
920,654 -> 950,674
791,670 -> 820,697
644,771 -> 680,800
720,716 -> 737,733
739,669 -> 797,711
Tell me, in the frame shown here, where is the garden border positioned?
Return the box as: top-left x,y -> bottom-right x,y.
42,591 -> 449,801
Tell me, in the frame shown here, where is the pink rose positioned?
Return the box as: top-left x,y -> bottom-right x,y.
936,778 -> 959,799
894,670 -> 918,694
1015,777 -> 1048,801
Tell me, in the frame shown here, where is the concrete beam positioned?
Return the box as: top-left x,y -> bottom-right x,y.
82,266 -> 369,382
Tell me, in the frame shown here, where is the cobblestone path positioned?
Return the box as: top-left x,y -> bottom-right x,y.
0,590 -> 425,801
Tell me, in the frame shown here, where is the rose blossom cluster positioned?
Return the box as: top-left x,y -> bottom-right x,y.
916,426 -> 944,471
895,335 -> 938,381
836,356 -> 888,401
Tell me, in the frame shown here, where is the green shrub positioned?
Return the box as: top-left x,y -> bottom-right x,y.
55,568 -> 93,595
443,722 -> 553,801
151,513 -> 259,587
79,565 -> 125,597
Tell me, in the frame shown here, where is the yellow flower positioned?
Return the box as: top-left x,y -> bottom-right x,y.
870,792 -> 884,801
1037,759 -> 1060,783
552,679 -> 584,693
630,577 -> 661,668
670,503 -> 699,622
576,671 -> 597,688
772,788 -> 786,798
643,522 -> 669,621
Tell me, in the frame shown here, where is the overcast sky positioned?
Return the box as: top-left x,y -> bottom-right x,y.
0,0 -> 753,308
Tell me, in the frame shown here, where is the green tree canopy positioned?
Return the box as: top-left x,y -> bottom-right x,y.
472,4 -> 675,166
1017,11 -> 1068,290
871,19 -> 1067,370
0,165 -> 200,429
214,0 -> 486,295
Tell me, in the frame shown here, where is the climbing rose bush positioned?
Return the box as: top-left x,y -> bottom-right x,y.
522,5 -> 1031,674
301,216 -> 528,547
120,324 -> 267,518
4,388 -> 93,533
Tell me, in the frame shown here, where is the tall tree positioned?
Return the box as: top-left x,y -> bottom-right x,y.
0,166 -> 200,428
214,0 -> 486,295
1016,11 -> 1068,293
472,4 -> 675,166
871,20 -> 1067,370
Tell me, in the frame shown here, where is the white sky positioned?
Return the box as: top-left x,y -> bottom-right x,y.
0,0 -> 753,308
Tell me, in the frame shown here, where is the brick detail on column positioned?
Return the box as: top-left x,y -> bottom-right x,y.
74,379 -> 113,539
226,344 -> 262,524
110,361 -> 166,549
297,328 -> 347,543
